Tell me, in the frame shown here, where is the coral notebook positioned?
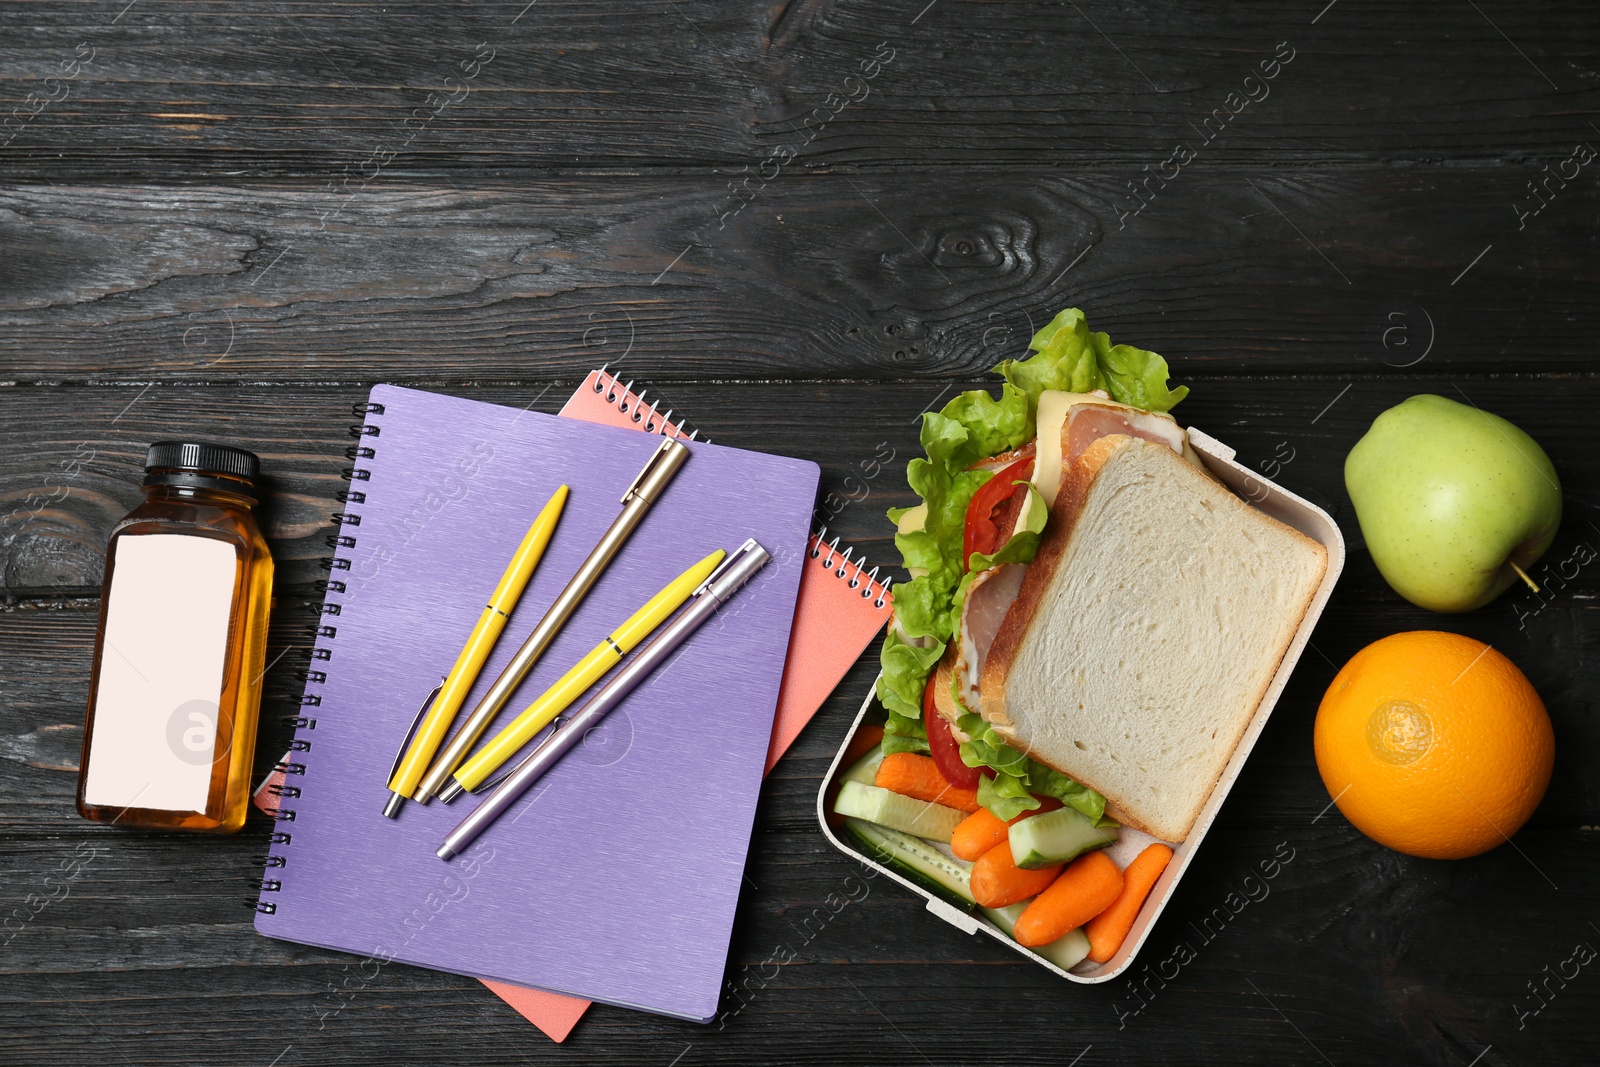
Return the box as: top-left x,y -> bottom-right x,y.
253,384 -> 819,1023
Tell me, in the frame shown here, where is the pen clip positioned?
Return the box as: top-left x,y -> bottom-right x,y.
620,437 -> 690,506
386,677 -> 445,783
475,717 -> 570,796
694,537 -> 764,597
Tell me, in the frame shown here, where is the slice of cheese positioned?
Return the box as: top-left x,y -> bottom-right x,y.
896,502 -> 929,536
1030,390 -> 1119,508
896,503 -> 931,578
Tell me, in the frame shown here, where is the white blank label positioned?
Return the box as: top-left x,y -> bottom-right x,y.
83,534 -> 237,813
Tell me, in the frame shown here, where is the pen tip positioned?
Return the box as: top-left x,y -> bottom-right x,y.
382,794 -> 405,819
436,845 -> 457,862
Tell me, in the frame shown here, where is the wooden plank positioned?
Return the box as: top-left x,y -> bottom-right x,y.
0,1 -> 1595,177
0,175 -> 1597,382
3,375 -> 1596,594
3,370 -> 1593,1067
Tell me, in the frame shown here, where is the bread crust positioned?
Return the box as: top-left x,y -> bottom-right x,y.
931,647 -> 959,726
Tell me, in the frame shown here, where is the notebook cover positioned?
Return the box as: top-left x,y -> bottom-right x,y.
254,383 -> 819,1023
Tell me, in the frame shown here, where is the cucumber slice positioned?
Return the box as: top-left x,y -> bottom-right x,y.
981,901 -> 1093,970
844,817 -> 976,912
833,780 -> 966,843
838,743 -> 886,787
1008,805 -> 1118,869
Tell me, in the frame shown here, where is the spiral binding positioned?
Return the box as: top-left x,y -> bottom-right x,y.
593,364 -> 703,441
251,398 -> 383,917
810,525 -> 893,609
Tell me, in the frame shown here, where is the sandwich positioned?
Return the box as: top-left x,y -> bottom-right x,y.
880,308 -> 1327,842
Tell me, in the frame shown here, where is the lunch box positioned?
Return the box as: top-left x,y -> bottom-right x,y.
816,427 -> 1345,983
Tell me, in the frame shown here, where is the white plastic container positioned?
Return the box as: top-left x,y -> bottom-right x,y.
816,427 -> 1345,983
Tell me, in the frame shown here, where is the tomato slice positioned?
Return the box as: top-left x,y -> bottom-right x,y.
962,455 -> 1035,568
923,673 -> 982,791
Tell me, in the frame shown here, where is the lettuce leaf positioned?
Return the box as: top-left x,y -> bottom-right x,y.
882,574 -> 946,644
878,623 -> 941,756
995,307 -> 1188,419
878,627 -> 945,719
933,384 -> 1032,467
895,464 -> 990,619
957,712 -> 1032,779
956,712 -> 1107,823
882,714 -> 930,756
1028,763 -> 1114,827
994,310 -> 1105,417
1095,337 -> 1189,414
876,307 -> 1185,819
976,772 -> 1041,822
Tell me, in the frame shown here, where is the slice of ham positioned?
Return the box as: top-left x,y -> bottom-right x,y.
957,563 -> 1027,714
1063,403 -> 1186,465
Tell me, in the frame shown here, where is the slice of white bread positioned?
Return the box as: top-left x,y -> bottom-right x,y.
980,436 -> 1327,842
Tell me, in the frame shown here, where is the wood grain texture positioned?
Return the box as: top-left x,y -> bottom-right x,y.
2,0 -> 1597,1062
1,174 -> 1598,382
0,1 -> 1596,177
4,376 -> 1598,595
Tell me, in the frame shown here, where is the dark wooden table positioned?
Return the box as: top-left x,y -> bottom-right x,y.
2,2 -> 1597,1063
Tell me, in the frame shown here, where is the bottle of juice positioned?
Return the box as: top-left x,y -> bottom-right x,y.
76,442 -> 274,833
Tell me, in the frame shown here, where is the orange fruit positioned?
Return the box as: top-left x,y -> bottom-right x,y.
1313,631 -> 1553,860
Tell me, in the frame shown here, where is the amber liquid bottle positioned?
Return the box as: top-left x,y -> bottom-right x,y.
76,442 -> 274,833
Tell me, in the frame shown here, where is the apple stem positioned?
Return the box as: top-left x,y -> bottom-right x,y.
1509,560 -> 1541,594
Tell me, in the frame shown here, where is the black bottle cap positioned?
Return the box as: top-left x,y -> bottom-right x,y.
145,441 -> 261,483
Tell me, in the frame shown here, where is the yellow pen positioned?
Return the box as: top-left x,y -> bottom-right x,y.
436,547 -> 726,802
382,485 -> 569,818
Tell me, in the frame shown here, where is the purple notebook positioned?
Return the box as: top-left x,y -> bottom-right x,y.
254,384 -> 818,1023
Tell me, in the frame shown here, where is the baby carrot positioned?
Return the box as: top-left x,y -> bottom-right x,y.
1085,843 -> 1173,963
875,752 -> 980,812
970,841 -> 1063,909
951,808 -> 1009,860
840,723 -> 886,768
1013,850 -> 1123,948
951,795 -> 1067,861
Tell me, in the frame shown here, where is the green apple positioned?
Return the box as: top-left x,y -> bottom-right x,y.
1345,394 -> 1561,612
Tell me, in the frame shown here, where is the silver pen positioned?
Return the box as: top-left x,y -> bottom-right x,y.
436,538 -> 771,860
412,437 -> 691,802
